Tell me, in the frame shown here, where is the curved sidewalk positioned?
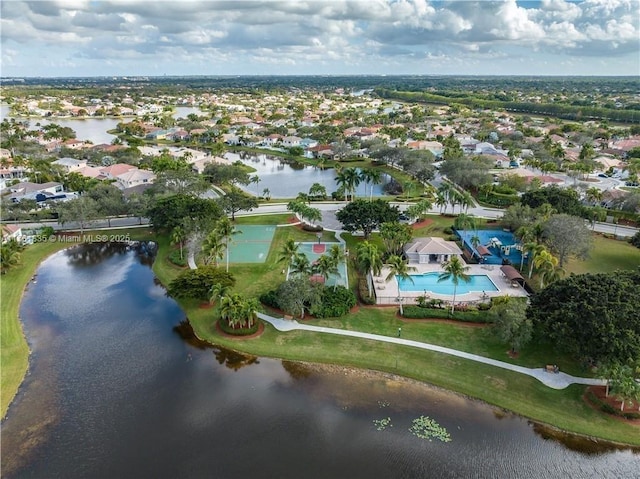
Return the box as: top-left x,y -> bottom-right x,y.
257,313 -> 606,390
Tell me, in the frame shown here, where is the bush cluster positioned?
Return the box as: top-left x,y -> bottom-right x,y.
168,249 -> 187,267
259,290 -> 280,309
167,266 -> 235,300
310,286 -> 357,318
630,231 -> 640,249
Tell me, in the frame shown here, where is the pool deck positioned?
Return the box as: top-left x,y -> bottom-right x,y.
373,262 -> 528,306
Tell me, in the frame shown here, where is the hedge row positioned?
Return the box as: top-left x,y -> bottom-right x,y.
401,305 -> 493,323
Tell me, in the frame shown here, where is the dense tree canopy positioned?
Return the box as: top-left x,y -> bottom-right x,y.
521,186 -> 585,217
167,266 -> 235,300
147,194 -> 222,233
336,199 -> 399,239
542,213 -> 592,267
527,270 -> 640,365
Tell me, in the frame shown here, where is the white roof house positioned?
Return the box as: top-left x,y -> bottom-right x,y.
403,237 -> 464,264
116,169 -> 156,189
52,157 -> 88,172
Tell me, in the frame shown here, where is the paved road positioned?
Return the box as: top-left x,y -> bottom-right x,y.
8,201 -> 639,238
257,313 -> 606,390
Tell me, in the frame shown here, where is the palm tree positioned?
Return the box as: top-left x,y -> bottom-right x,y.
171,225 -> 186,260
385,255 -> 417,316
435,191 -> 447,214
527,243 -> 547,279
219,293 -> 244,329
215,217 -> 241,273
360,168 -> 383,200
240,297 -> 260,328
454,213 -> 476,246
533,249 -> 559,289
262,188 -> 271,201
356,241 -> 383,296
250,175 -> 260,196
342,167 -> 362,201
278,239 -> 299,273
209,282 -> 231,305
201,230 -> 225,266
470,234 -> 481,259
438,256 -> 471,314
313,254 -> 340,288
586,187 -> 603,206
290,253 -> 313,278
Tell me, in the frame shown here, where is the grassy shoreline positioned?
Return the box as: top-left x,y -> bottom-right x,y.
2,226 -> 639,446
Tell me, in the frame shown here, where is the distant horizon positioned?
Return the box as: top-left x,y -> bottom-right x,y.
2,73 -> 638,80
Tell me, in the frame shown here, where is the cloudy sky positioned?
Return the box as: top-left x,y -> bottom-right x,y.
1,0 -> 638,77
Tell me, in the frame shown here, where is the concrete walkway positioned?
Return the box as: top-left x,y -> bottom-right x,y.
256,312 -> 606,390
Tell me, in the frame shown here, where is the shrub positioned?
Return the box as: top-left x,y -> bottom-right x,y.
310,286 -> 357,318
302,224 -> 323,232
168,249 -> 187,267
586,390 -> 640,420
477,302 -> 492,311
631,231 -> 640,249
443,226 -> 454,235
259,290 -> 280,309
167,266 -> 235,300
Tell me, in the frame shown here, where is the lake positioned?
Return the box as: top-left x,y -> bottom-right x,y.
227,151 -> 392,199
1,244 -> 639,478
0,105 -> 204,145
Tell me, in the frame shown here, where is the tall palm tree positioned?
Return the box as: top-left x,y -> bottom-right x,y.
215,217 -> 241,273
171,225 -> 186,260
454,213 -> 476,245
435,191 -> 447,214
201,230 -> 225,266
278,239 -> 299,273
533,249 -> 560,289
438,256 -> 471,314
527,243 -> 547,279
385,254 -> 417,316
586,187 -> 603,206
360,168 -> 383,200
343,167 -> 362,201
356,241 -> 383,296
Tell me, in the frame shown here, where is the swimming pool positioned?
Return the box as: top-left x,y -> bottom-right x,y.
397,273 -> 498,294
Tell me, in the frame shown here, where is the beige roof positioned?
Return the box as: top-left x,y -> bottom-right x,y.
404,237 -> 463,256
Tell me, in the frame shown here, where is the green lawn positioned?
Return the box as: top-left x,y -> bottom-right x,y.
564,234 -> 640,275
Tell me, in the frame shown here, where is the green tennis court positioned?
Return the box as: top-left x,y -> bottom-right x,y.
227,225 -> 276,263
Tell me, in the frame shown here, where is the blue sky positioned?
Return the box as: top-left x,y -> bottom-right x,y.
1,0 -> 638,77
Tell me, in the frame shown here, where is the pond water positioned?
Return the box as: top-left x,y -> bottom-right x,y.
1,244 -> 639,478
227,151 -> 391,199
0,105 -> 204,145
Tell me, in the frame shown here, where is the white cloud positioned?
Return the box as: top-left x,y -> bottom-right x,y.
0,0 -> 638,76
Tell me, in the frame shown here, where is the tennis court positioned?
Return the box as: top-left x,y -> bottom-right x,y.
227,225 -> 276,263
294,242 -> 348,287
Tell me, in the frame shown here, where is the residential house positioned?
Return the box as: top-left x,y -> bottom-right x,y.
115,169 -> 156,189
8,181 -> 64,202
1,224 -> 22,244
52,157 -> 88,173
282,136 -> 302,148
99,164 -> 137,180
